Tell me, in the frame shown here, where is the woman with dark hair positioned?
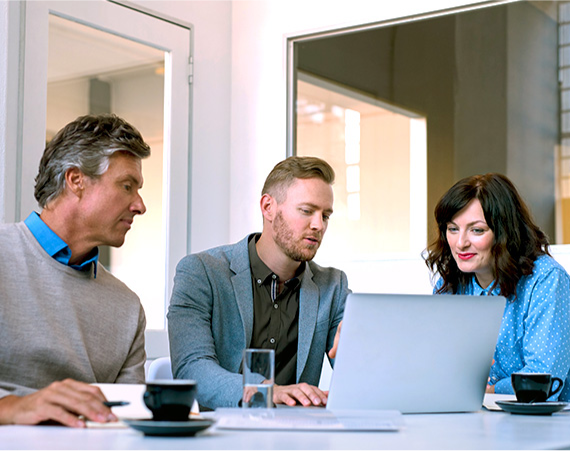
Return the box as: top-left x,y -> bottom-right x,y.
425,173 -> 570,399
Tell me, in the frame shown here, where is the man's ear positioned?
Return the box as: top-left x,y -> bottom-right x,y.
260,193 -> 276,222
65,167 -> 86,198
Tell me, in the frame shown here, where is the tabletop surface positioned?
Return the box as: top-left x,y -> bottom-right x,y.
4,408 -> 570,450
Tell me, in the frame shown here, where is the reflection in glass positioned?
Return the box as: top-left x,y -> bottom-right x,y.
47,14 -> 166,328
294,1 -> 562,248
296,73 -> 427,263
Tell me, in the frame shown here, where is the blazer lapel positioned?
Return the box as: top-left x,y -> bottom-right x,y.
229,236 -> 255,347
297,264 -> 319,382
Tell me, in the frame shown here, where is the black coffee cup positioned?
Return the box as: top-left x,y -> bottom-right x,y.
143,380 -> 197,421
511,372 -> 563,403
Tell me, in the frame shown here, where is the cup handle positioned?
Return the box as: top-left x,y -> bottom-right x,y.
549,377 -> 564,398
143,388 -> 162,409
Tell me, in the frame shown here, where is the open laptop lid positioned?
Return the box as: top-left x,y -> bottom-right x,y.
327,293 -> 505,413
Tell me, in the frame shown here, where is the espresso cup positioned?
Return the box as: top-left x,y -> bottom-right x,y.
511,372 -> 563,403
143,380 -> 197,421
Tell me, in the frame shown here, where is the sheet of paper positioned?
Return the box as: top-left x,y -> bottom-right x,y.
86,384 -> 203,428
214,407 -> 403,431
483,393 -> 517,411
94,383 -> 152,419
85,384 -> 149,428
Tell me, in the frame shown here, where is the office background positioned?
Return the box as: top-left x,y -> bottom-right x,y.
2,0 -> 568,363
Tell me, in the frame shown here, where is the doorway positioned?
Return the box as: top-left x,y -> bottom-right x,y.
20,0 -> 192,354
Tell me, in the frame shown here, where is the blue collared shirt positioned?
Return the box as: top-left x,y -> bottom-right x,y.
435,254 -> 570,400
24,212 -> 98,277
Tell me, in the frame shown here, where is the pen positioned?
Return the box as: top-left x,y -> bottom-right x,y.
103,401 -> 130,407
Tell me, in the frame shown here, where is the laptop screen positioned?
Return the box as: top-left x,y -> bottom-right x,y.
327,293 -> 504,413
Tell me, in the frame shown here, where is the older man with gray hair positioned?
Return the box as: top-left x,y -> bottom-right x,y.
0,114 -> 150,427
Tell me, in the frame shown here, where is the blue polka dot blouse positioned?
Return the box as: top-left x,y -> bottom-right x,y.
435,254 -> 570,400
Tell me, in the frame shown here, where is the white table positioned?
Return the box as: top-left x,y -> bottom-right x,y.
3,409 -> 570,450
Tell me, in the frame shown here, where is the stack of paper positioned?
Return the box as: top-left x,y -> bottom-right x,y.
214,407 -> 403,431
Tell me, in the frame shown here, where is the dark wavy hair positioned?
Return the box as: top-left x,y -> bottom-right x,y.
424,173 -> 549,298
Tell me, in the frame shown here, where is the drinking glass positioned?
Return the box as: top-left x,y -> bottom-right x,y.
242,349 -> 274,408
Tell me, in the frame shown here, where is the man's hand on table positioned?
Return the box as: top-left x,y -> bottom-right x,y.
0,379 -> 117,427
273,382 -> 328,407
267,320 -> 342,407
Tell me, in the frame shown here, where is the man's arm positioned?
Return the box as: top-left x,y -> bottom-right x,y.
168,253 -> 245,409
326,270 -> 350,361
0,379 -> 115,427
327,321 -> 342,359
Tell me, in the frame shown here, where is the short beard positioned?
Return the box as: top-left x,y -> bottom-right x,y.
273,210 -> 319,262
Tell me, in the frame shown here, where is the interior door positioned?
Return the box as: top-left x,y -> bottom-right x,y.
21,0 -> 191,357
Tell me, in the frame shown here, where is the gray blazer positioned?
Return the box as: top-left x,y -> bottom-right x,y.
167,234 -> 349,409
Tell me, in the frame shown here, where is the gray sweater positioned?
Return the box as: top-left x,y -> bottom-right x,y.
0,222 -> 146,397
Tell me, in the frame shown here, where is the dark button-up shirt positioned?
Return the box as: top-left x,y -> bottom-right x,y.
248,234 -> 303,386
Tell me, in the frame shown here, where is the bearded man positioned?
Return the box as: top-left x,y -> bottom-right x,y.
167,156 -> 349,410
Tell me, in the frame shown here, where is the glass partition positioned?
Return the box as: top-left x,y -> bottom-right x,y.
291,0 -> 564,258
297,73 -> 426,261
47,14 -> 166,329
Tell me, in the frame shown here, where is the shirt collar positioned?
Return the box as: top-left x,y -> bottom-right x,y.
469,275 -> 501,296
24,212 -> 99,276
248,234 -> 305,286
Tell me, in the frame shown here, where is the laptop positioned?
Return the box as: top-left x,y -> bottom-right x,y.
326,292 -> 505,414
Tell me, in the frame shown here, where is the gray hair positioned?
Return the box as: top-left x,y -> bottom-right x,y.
34,114 -> 151,208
